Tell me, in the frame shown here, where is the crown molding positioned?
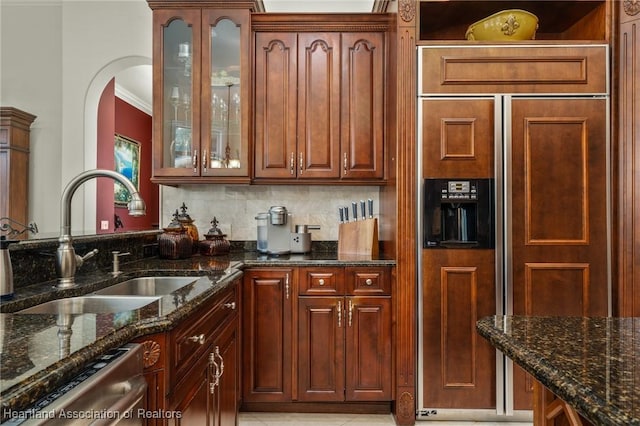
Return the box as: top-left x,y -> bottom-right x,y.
115,84 -> 152,116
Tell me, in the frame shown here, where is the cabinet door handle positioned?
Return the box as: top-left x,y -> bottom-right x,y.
365,278 -> 373,286
202,149 -> 207,172
209,352 -> 219,393
188,334 -> 205,345
337,300 -> 342,328
290,152 -> 295,175
299,152 -> 304,174
285,273 -> 290,300
318,279 -> 325,286
215,346 -> 224,380
343,152 -> 348,173
224,301 -> 236,310
192,150 -> 198,173
348,299 -> 354,327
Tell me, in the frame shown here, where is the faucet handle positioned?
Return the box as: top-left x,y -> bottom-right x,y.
81,249 -> 99,261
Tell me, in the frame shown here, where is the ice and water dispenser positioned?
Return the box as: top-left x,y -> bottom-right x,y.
423,178 -> 494,249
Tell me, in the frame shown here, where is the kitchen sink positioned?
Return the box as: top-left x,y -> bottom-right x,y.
17,295 -> 161,315
93,276 -> 199,296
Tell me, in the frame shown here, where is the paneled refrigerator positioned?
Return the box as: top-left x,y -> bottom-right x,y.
416,44 -> 610,421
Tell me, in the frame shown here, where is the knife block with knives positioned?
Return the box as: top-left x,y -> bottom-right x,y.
337,200 -> 379,258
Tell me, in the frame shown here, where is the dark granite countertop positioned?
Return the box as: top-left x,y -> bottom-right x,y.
477,315 -> 640,426
0,250 -> 395,417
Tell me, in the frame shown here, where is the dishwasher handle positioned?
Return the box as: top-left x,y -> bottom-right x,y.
92,375 -> 147,426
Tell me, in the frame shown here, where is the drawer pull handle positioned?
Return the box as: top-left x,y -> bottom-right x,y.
365,278 -> 373,286
224,302 -> 236,310
318,279 -> 325,286
188,334 -> 205,345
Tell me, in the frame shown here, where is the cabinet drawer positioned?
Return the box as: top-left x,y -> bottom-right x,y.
171,282 -> 238,381
419,44 -> 608,95
299,267 -> 344,295
346,267 -> 390,295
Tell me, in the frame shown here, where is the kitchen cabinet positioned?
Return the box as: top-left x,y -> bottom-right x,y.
135,278 -> 240,426
0,107 -> 36,235
147,1 -> 253,185
242,265 -> 392,407
297,267 -> 392,402
242,268 -> 294,403
253,14 -> 388,184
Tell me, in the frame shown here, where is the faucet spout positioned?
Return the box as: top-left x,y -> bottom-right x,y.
57,169 -> 146,288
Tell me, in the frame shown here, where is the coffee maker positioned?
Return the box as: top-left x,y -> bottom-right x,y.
256,206 -> 292,255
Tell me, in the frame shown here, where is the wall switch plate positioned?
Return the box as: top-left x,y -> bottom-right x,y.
100,220 -> 109,230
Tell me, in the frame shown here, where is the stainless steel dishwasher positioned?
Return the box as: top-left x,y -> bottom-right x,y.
4,343 -> 147,425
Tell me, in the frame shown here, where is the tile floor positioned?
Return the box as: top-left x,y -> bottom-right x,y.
238,412 -> 533,426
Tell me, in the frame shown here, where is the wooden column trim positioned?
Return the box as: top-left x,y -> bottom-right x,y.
392,0 -> 417,424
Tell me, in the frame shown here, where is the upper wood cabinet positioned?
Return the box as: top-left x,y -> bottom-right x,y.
147,1 -> 255,185
252,14 -> 391,184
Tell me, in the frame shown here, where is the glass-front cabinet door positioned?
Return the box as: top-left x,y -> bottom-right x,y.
201,9 -> 249,178
152,8 -> 249,183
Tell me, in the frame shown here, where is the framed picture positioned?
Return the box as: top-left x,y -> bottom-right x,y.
114,134 -> 140,206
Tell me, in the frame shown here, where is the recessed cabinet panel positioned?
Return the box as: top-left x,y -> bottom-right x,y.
420,98 -> 494,178
341,32 -> 384,179
297,296 -> 345,402
419,45 -> 608,95
421,249 -> 496,409
254,32 -> 298,179
298,33 -> 341,179
242,269 -> 294,402
345,296 -> 392,401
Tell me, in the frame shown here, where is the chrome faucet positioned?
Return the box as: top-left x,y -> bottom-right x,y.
56,169 -> 146,288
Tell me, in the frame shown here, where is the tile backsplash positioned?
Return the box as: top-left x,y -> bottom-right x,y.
161,185 -> 381,241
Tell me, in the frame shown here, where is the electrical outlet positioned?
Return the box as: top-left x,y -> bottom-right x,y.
100,220 -> 109,230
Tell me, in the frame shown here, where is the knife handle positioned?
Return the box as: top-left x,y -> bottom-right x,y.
352,202 -> 358,221
368,199 -> 374,219
360,200 -> 366,220
344,206 -> 349,222
339,208 -> 344,223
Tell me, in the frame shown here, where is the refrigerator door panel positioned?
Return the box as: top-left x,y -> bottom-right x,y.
508,96 -> 610,410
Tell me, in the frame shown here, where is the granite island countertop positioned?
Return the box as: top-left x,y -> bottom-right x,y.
0,251 -> 395,416
476,315 -> 640,426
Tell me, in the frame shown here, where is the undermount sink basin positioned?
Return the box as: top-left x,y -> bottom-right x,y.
93,276 -> 199,296
17,295 -> 161,315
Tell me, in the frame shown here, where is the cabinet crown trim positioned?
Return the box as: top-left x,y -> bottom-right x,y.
252,13 -> 394,32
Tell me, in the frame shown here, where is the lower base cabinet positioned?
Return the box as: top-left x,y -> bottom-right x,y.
242,266 -> 392,406
168,315 -> 239,426
297,295 -> 392,402
135,278 -> 240,426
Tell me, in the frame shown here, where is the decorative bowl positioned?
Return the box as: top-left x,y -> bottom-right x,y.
465,9 -> 539,41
